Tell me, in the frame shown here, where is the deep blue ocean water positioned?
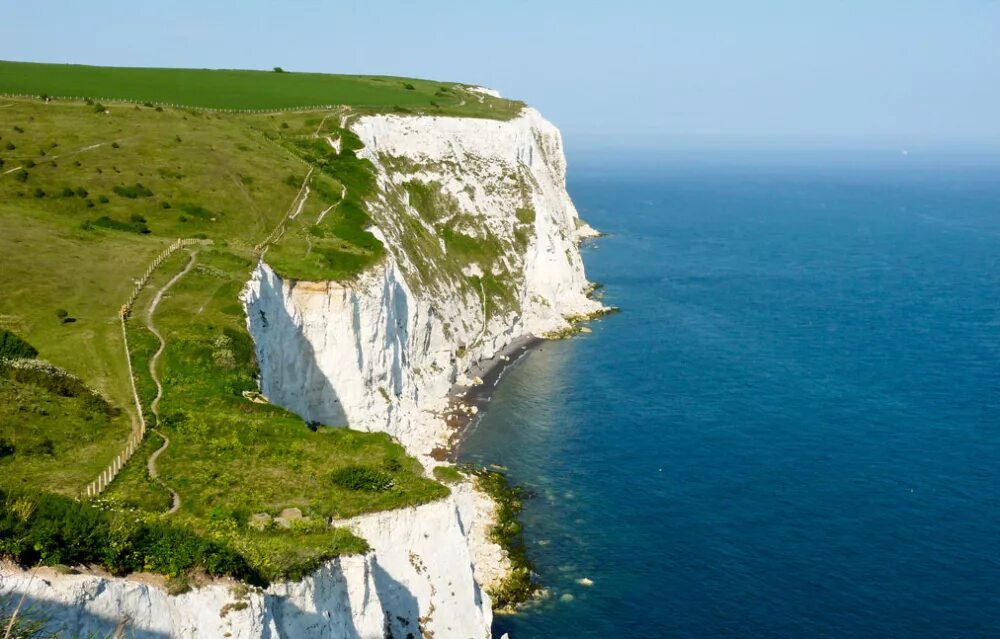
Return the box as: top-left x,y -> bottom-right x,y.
458,149 -> 1000,638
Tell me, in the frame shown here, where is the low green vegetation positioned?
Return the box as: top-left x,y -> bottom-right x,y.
262,125 -> 386,281
0,60 -> 523,118
0,329 -> 37,359
0,358 -> 132,497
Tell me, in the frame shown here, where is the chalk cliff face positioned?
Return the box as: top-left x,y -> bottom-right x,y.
4,106 -> 598,638
1,485 -> 494,639
243,107 -> 601,455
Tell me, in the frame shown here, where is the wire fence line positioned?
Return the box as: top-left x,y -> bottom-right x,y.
0,92 -> 337,115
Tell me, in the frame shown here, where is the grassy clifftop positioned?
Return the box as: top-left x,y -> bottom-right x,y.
0,60 -> 523,118
0,63 -> 492,582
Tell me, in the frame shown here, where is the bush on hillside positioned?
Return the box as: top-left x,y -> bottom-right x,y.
330,465 -> 395,492
93,215 -> 150,234
112,183 -> 153,198
0,329 -> 38,360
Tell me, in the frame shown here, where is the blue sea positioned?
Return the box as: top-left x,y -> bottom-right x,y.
458,148 -> 1000,638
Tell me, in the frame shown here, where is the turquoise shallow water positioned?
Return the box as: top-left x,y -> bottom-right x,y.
457,150 -> 1000,638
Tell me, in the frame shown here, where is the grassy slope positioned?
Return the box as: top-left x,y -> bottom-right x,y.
0,60 -> 522,118
0,77 -> 474,579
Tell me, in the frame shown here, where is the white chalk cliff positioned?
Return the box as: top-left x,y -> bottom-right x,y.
1,484 -> 498,639
3,105 -> 600,638
244,107 -> 601,455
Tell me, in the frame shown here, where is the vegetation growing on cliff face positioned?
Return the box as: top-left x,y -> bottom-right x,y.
376,170 -> 536,324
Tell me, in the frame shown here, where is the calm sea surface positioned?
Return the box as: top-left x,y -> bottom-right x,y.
457,149 -> 1000,638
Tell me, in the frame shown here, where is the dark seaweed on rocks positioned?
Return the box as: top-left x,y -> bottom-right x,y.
464,466 -> 540,610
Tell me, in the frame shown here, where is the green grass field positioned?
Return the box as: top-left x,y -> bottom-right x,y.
0,60 -> 523,118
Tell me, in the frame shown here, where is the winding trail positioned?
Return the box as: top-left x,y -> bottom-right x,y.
145,250 -> 198,514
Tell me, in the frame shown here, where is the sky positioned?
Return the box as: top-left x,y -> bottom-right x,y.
2,1 -> 998,149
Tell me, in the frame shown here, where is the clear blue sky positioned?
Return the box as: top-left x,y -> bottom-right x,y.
2,1 -> 998,148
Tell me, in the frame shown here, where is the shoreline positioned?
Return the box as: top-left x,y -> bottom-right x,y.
433,334 -> 544,461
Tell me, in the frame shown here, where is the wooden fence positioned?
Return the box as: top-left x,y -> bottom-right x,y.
84,238 -> 189,497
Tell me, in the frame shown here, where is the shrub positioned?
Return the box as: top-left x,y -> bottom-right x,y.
75,186 -> 88,198
273,66 -> 285,73
143,101 -> 154,108
113,183 -> 153,198
13,125 -> 24,133
403,83 -> 416,90
178,202 -> 214,218
94,215 -> 150,234
155,106 -> 163,112
85,199 -> 94,208
0,329 -> 38,359
0,438 -> 14,459
330,465 -> 395,492
98,194 -> 109,203
93,103 -> 106,113
32,188 -> 45,198
25,160 -> 35,168
111,141 -> 120,149
31,438 -> 55,456
60,186 -> 74,198
130,213 -> 147,224
5,142 -> 14,150
15,169 -> 28,183
160,201 -> 171,209
280,122 -> 289,129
